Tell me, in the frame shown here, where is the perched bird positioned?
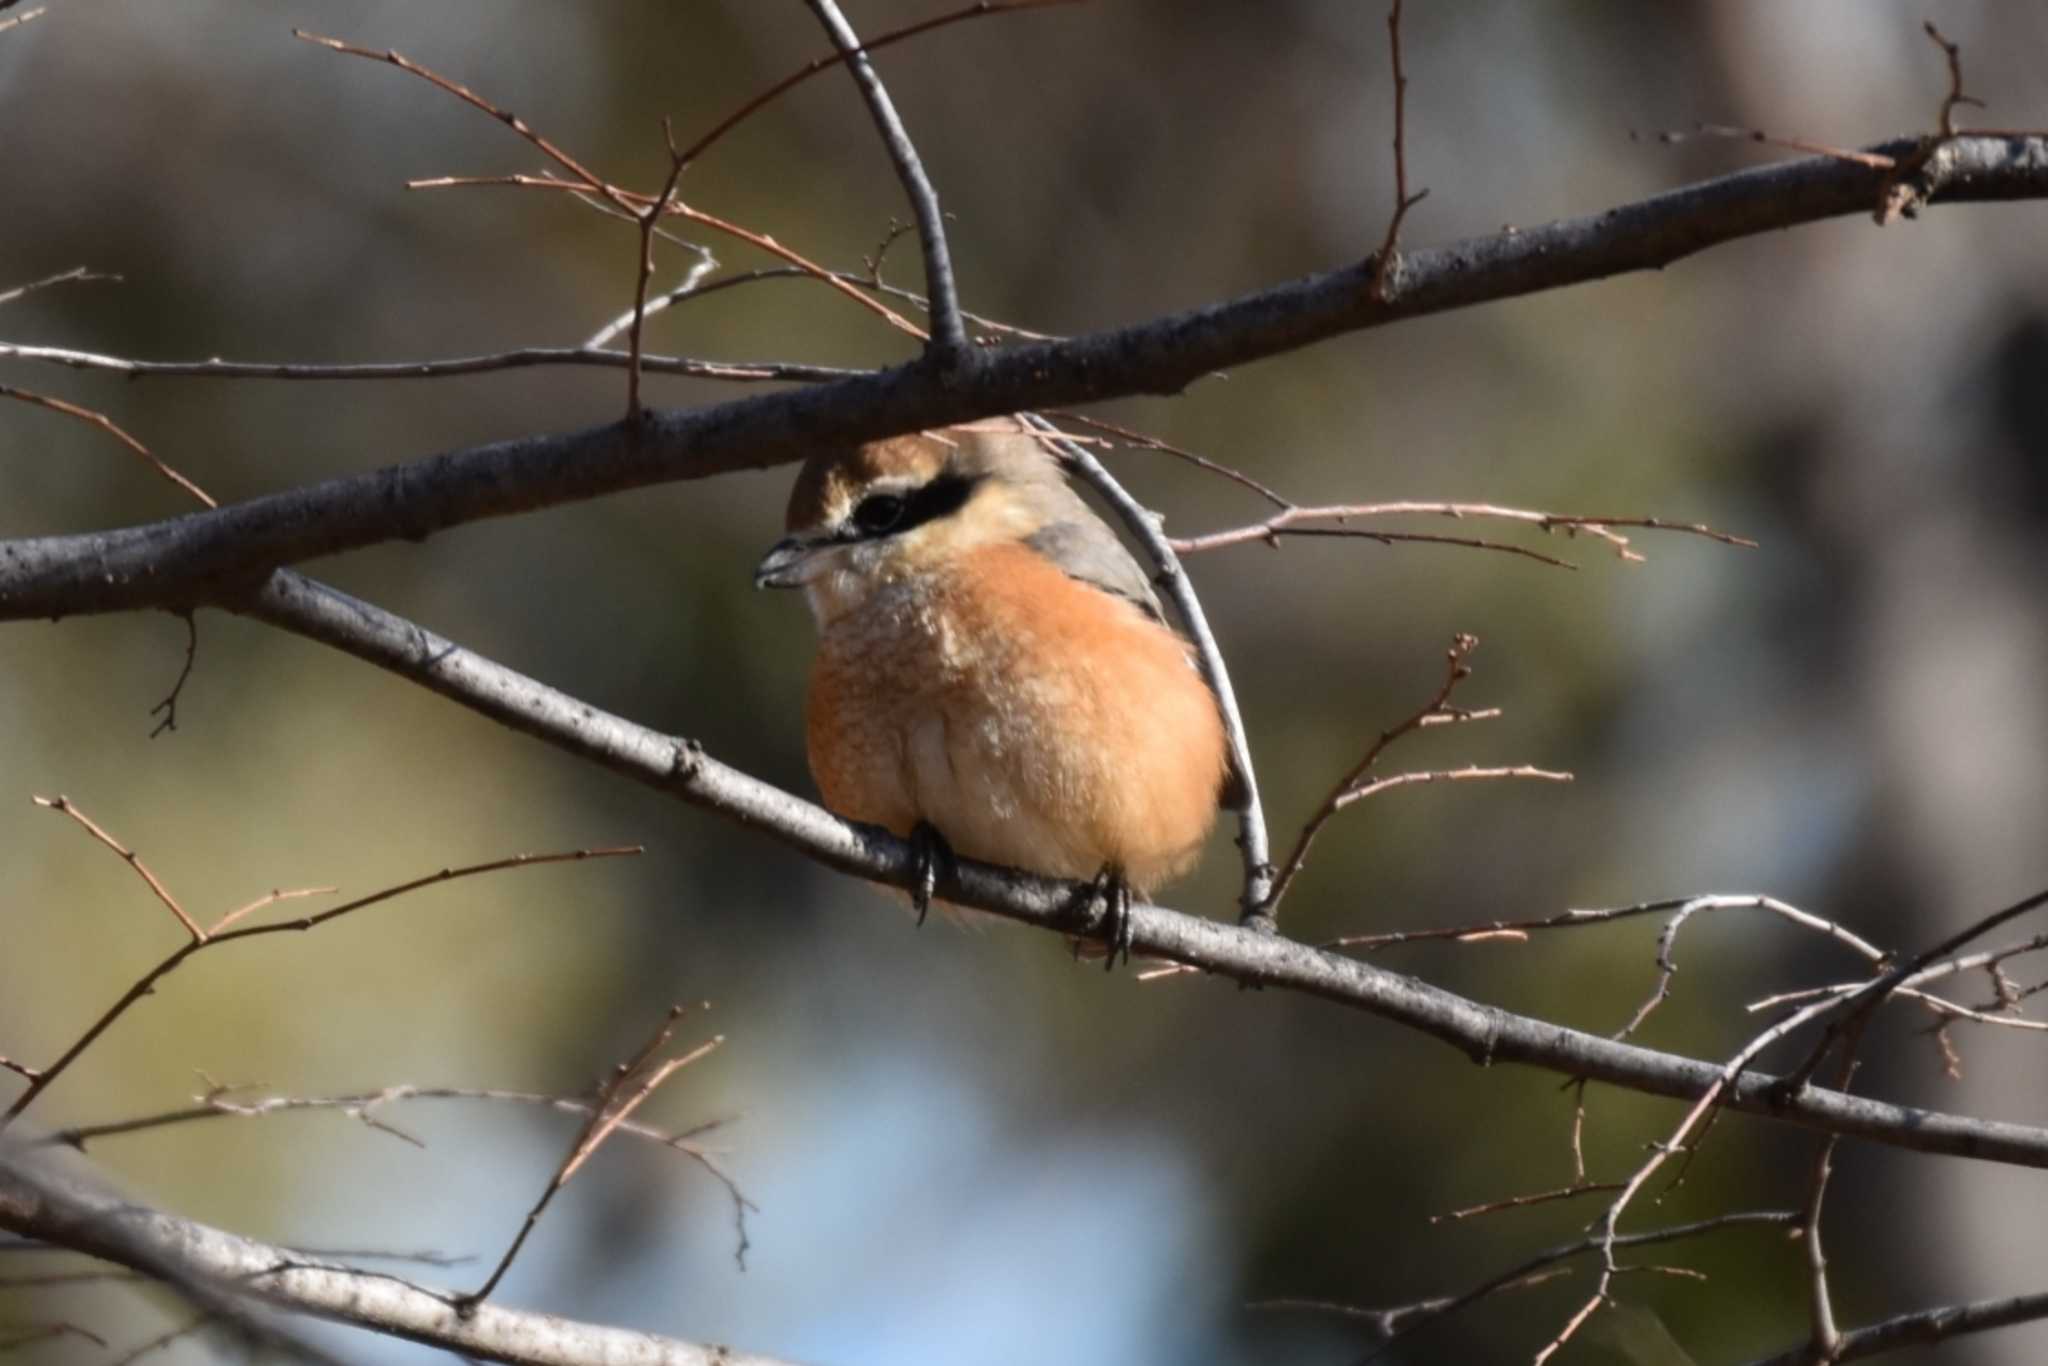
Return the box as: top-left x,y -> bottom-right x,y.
755,421 -> 1229,950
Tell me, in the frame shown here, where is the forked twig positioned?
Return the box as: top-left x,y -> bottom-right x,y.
0,842 -> 640,1128
457,1005 -> 725,1308
1368,0 -> 1428,302
1267,635 -> 1561,918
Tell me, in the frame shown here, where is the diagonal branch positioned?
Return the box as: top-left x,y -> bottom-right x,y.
0,1149 -> 796,1366
804,0 -> 968,360
219,567 -> 2048,1169
1024,416 -> 1276,928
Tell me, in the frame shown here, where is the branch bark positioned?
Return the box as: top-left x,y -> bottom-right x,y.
226,569 -> 2048,1169
0,1148 -> 797,1366
3,135 -> 2044,622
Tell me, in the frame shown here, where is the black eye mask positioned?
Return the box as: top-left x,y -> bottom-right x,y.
849,471 -> 979,541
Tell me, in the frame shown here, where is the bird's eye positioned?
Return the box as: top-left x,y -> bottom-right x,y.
852,493 -> 908,536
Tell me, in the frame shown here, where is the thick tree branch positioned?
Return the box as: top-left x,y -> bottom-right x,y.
223,569 -> 2048,1169
0,1149 -> 796,1366
3,135 -> 2044,622
1747,1289 -> 2048,1366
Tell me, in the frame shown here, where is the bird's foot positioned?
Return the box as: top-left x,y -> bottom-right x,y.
1089,865 -> 1134,970
907,821 -> 954,926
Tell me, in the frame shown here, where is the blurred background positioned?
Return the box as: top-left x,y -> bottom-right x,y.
3,2 -> 2046,1362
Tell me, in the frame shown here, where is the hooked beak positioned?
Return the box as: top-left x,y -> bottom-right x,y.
754,534 -> 831,590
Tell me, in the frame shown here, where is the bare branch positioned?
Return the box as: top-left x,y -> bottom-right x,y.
217,569 -> 2048,1169
0,384 -> 214,507
0,1149 -> 796,1366
147,612 -> 198,739
804,0 -> 968,359
670,0 -> 1075,172
6,134 -> 2047,621
1257,1210 -> 1794,1348
31,794 -> 204,942
1267,634 -> 1490,917
0,340 -> 851,384
0,267 -> 120,308
460,1007 -> 724,1308
1778,885 -> 2048,1097
1368,0 -> 1428,302
1923,22 -> 1985,139
0,844 -> 640,1128
1167,500 -> 1756,560
1026,417 -> 1275,928
1746,1289 -> 2048,1365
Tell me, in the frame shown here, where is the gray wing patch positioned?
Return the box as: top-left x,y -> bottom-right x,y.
1026,517 -> 1168,623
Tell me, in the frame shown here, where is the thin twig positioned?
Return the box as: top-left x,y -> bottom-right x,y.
207,886 -> 338,938
0,340 -> 852,385
0,845 -> 641,1128
148,612 -> 199,738
584,249 -> 716,349
296,29 -> 927,339
104,1315 -> 216,1366
1168,500 -> 1755,560
1798,1082 -> 1852,1361
32,794 -> 204,942
39,1079 -> 753,1264
1050,411 -> 1291,507
1266,634 -> 1483,917
458,1006 -> 724,1308
1323,893 -> 1884,972
1258,1210 -> 1794,1352
625,122 -> 691,418
1545,992 -> 1866,1361
1430,1180 -> 1624,1223
1335,763 -> 1571,809
1778,886 -> 2048,1098
583,261 -> 1051,350
1644,124 -> 1898,171
412,172 -> 929,338
1220,523 -> 1581,569
671,0 -> 1074,169
0,384 -> 214,507
0,267 -> 120,309
1924,22 -> 1985,139
1368,0 -> 1428,302
0,1322 -> 108,1352
1613,895 -> 1886,1043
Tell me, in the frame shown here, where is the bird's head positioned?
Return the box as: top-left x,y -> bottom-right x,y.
755,422 -> 1084,627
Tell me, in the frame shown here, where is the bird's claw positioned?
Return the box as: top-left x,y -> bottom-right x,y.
907,821 -> 953,926
1091,866 -> 1134,969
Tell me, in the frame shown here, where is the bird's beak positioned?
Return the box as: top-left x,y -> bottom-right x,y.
754,534 -> 828,590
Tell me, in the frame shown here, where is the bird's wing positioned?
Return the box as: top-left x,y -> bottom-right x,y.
1024,516 -> 1168,624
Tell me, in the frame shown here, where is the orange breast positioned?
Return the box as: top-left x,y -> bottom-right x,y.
807,541 -> 1226,894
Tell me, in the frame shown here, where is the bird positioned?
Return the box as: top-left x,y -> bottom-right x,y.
754,419 -> 1230,956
